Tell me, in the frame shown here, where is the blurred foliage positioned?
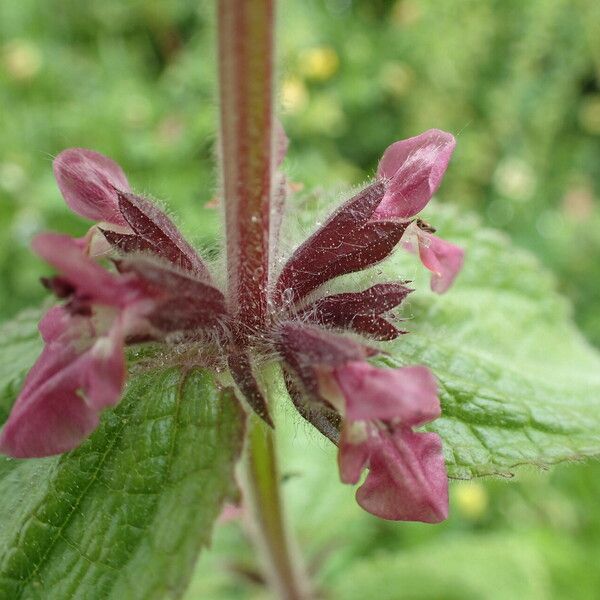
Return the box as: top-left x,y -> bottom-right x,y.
278,0 -> 600,344
1,0 -> 599,338
1,0 -> 600,598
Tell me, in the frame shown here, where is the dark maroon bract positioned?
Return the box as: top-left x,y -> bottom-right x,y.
0,129 -> 464,522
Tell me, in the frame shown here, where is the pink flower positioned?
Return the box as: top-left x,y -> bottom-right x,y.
53,148 -> 130,226
277,324 -> 447,522
4,131 -> 463,522
0,155 -> 225,457
328,362 -> 447,523
53,148 -> 134,256
0,234 -> 151,457
402,222 -> 465,293
375,129 -> 456,220
373,129 -> 464,293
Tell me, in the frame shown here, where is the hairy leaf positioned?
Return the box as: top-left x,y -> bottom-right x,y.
0,366 -> 245,599
373,204 -> 600,478
0,309 -> 43,426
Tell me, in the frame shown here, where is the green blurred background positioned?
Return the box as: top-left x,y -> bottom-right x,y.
1,1 -> 599,598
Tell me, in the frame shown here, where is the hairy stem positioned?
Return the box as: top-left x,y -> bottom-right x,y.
218,0 -> 275,330
244,416 -> 312,600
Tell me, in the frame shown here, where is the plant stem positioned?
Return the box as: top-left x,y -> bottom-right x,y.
218,0 -> 275,330
244,417 -> 312,600
217,1 -> 308,595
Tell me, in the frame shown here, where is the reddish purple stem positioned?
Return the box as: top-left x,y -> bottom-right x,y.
218,0 -> 276,330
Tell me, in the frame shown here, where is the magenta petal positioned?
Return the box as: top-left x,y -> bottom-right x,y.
0,351 -> 102,458
38,306 -> 69,342
335,363 -> 440,425
375,129 -> 456,219
0,375 -> 101,458
53,148 -> 130,225
16,312 -> 79,411
354,428 -> 448,522
416,231 -> 465,294
32,233 -> 134,307
330,361 -> 448,521
0,319 -> 127,458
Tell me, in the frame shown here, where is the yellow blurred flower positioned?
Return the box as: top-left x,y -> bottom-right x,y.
453,481 -> 489,520
2,39 -> 42,82
299,47 -> 339,82
282,77 -> 309,114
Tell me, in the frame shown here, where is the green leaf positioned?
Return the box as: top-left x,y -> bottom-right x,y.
0,366 -> 245,600
328,534 -> 550,600
0,309 -> 43,425
375,204 -> 600,478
